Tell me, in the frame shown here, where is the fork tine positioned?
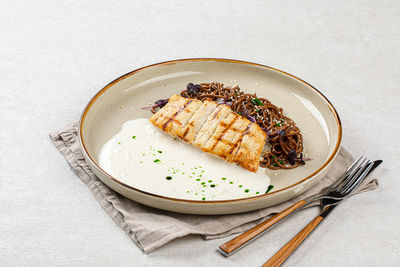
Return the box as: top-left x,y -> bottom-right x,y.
331,156 -> 364,188
338,159 -> 369,191
335,157 -> 366,190
340,162 -> 373,195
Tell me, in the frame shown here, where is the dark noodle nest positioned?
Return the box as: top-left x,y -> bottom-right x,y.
180,82 -> 305,170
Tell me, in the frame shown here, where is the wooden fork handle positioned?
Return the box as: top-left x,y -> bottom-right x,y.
262,215 -> 324,267
219,200 -> 307,256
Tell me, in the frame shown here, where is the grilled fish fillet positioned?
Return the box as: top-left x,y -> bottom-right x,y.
149,95 -> 267,172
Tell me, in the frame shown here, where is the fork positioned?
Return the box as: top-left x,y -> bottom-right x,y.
263,159 -> 379,266
219,157 -> 381,256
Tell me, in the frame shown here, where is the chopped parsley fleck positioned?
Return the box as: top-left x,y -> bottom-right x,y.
132,136 -> 136,139
238,185 -> 243,188
201,182 -> 206,185
271,155 -> 276,159
244,189 -> 249,193
118,142 -> 121,144
275,123 -> 281,127
229,181 -> 234,184
165,176 -> 172,180
186,190 -> 190,193
221,177 -> 227,180
256,191 -> 260,194
278,160 -> 284,164
251,98 -> 264,106
153,159 -> 160,163
202,197 -> 206,201
238,111 -> 242,115
157,150 -> 162,153
208,180 -> 212,183
196,178 -> 201,181
210,184 -> 216,188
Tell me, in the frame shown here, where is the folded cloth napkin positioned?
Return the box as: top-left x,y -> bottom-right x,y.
50,123 -> 378,254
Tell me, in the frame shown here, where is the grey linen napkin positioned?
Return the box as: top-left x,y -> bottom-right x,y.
50,123 -> 378,254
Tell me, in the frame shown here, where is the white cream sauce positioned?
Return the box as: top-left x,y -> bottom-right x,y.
98,119 -> 270,201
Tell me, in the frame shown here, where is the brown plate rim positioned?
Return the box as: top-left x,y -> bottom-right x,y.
78,58 -> 342,204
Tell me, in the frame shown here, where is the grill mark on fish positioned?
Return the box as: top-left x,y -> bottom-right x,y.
182,127 -> 190,140
196,106 -> 230,148
195,107 -> 223,142
162,100 -> 193,131
229,122 -> 253,155
210,116 -> 238,151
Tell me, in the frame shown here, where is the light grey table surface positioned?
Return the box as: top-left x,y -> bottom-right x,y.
1,1 -> 399,266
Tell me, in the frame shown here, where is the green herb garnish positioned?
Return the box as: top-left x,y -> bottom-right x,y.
202,197 -> 206,201
244,189 -> 249,193
251,98 -> 264,106
132,136 -> 136,139
166,176 -> 172,180
221,177 -> 227,180
157,150 -> 162,153
210,184 -> 216,188
196,178 -> 201,181
238,185 -> 243,188
153,159 -> 160,163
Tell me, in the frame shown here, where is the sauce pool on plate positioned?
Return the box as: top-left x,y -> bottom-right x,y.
98,119 -> 270,201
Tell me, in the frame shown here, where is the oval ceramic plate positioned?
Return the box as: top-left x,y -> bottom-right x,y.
79,58 -> 342,215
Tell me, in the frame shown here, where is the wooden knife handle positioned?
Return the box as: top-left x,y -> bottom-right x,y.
219,200 -> 307,255
262,215 -> 324,267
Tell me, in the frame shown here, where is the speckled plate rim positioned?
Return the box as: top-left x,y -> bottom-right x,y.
79,58 -> 342,204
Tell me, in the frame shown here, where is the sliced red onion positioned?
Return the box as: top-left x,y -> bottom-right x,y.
246,115 -> 256,122
216,98 -> 225,104
276,129 -> 286,136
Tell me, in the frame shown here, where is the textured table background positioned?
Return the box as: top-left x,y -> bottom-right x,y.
1,1 -> 399,266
